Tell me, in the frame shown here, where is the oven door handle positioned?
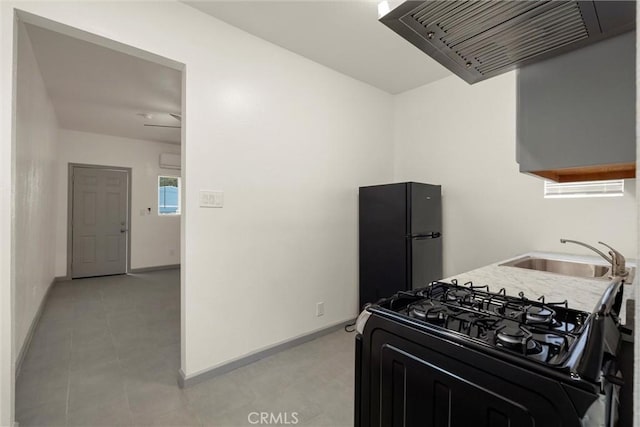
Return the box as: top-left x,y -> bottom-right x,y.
576,316 -> 605,382
604,373 -> 624,386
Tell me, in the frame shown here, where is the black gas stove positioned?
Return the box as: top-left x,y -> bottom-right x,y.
354,279 -> 627,427
398,281 -> 589,366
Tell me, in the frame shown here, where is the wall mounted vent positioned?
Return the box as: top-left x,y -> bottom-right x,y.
380,1 -> 635,84
159,153 -> 181,170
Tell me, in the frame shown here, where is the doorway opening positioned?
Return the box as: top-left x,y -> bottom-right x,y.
12,12 -> 186,426
68,164 -> 132,279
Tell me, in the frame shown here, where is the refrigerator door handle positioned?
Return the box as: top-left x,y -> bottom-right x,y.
407,232 -> 441,240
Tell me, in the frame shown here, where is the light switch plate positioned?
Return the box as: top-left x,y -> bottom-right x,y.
200,190 -> 224,208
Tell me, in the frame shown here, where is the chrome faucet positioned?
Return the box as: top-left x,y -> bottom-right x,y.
560,239 -> 628,278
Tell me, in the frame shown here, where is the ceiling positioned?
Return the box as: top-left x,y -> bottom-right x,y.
184,1 -> 452,94
24,1 -> 450,144
25,24 -> 182,145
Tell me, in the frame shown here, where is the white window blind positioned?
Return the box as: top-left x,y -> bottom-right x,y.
544,180 -> 625,199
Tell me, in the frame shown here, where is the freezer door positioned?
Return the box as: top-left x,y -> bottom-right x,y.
409,183 -> 442,235
410,235 -> 443,289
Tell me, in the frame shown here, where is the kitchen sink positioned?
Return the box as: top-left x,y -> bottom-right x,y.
499,256 -> 635,281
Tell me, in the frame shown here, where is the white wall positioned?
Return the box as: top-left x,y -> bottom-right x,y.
0,5 -> 13,423
13,22 -> 60,363
635,5 -> 639,425
0,2 -> 394,402
55,129 -> 181,275
394,73 -> 637,277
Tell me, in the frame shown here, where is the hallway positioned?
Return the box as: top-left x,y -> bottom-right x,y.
15,270 -> 354,426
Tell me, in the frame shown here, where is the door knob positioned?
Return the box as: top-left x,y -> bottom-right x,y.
120,228 -> 128,233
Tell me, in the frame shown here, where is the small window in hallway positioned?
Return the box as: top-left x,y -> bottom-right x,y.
159,176 -> 181,215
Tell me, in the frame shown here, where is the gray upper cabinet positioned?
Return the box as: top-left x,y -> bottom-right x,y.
516,31 -> 636,182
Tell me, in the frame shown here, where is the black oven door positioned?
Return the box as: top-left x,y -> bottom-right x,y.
356,314 -> 598,427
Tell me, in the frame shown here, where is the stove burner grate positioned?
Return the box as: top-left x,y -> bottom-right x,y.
408,301 -> 447,325
495,324 -> 542,355
445,288 -> 472,302
524,305 -> 556,325
388,280 -> 589,366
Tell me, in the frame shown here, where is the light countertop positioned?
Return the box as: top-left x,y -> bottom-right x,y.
442,251 -> 635,324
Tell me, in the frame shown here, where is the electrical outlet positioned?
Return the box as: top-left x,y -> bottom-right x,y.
316,302 -> 325,317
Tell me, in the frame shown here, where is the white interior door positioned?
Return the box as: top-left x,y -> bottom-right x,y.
72,167 -> 128,278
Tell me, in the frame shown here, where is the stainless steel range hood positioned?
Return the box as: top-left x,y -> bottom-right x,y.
380,1 -> 635,84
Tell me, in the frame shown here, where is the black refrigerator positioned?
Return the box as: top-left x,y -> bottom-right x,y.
358,182 -> 442,309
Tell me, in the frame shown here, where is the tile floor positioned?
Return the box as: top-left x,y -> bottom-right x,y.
16,269 -> 354,426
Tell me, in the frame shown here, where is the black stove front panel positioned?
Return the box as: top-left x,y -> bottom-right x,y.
355,314 -> 599,427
